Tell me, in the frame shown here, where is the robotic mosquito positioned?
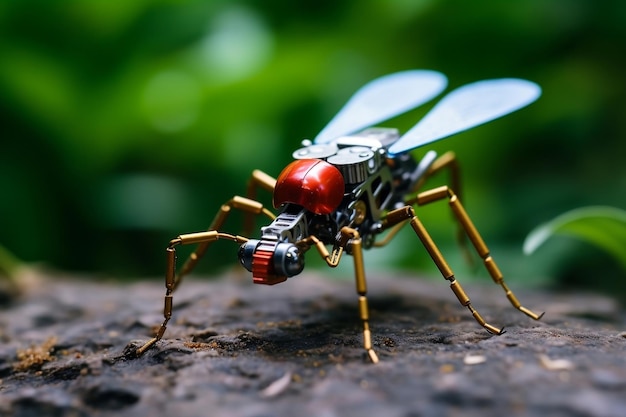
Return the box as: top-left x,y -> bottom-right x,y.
135,70 -> 544,363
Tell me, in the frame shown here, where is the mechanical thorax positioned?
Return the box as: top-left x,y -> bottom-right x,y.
238,128 -> 434,285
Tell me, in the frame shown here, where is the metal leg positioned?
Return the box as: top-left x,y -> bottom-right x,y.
299,228 -> 379,363
341,227 -> 379,363
407,151 -> 472,264
416,186 -> 544,320
408,212 -> 504,334
411,151 -> 462,201
243,169 -> 277,236
382,197 -> 542,336
135,231 -> 250,356
135,195 -> 273,357
174,196 -> 274,291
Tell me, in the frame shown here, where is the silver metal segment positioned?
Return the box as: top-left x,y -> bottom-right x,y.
292,130 -> 395,186
327,147 -> 376,184
261,207 -> 308,242
292,143 -> 338,160
410,150 -> 438,185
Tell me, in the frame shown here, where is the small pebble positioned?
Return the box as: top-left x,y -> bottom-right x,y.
463,354 -> 486,365
538,354 -> 574,371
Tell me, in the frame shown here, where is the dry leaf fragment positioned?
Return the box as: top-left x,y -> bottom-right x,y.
260,372 -> 292,398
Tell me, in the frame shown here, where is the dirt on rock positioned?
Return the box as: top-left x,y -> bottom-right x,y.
0,272 -> 625,417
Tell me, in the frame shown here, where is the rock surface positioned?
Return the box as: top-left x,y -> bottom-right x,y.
0,272 -> 625,417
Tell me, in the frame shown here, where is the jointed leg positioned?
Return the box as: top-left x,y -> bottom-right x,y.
415,186 -> 543,320
174,196 -> 275,291
301,228 -> 379,362
408,151 -> 472,263
411,151 -> 462,202
382,207 -> 506,334
135,231 -> 249,356
176,170 -> 276,291
341,227 -> 379,363
299,229 -> 379,362
243,170 -> 277,236
386,184 -> 544,325
135,195 -> 274,356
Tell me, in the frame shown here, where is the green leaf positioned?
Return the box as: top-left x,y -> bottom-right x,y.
0,244 -> 23,287
523,206 -> 626,270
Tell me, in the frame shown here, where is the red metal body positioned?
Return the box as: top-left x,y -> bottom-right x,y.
273,159 -> 345,215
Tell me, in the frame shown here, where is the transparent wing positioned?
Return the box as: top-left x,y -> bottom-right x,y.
314,70 -> 447,144
388,78 -> 541,156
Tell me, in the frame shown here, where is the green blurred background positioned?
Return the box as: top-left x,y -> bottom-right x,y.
1,0 -> 625,292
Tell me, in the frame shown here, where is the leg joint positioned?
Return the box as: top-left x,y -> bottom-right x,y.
450,280 -> 470,306
416,186 -> 451,205
383,206 -> 415,228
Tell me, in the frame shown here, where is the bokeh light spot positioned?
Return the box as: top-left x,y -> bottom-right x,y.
197,5 -> 274,83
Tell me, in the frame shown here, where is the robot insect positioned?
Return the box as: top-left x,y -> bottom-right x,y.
135,70 -> 544,362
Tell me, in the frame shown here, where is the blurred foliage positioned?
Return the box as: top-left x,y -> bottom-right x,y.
0,0 -> 625,291
524,206 -> 626,270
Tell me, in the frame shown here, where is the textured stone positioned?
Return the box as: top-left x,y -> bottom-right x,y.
0,272 -> 624,417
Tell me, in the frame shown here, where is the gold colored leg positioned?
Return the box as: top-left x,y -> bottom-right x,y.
416,186 -> 544,321
243,170 -> 277,236
136,231 -> 249,356
405,212 -> 505,334
174,195 -> 275,291
407,151 -> 472,263
382,204 -> 542,333
136,193 -> 272,357
340,227 -> 379,363
411,151 -> 461,201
